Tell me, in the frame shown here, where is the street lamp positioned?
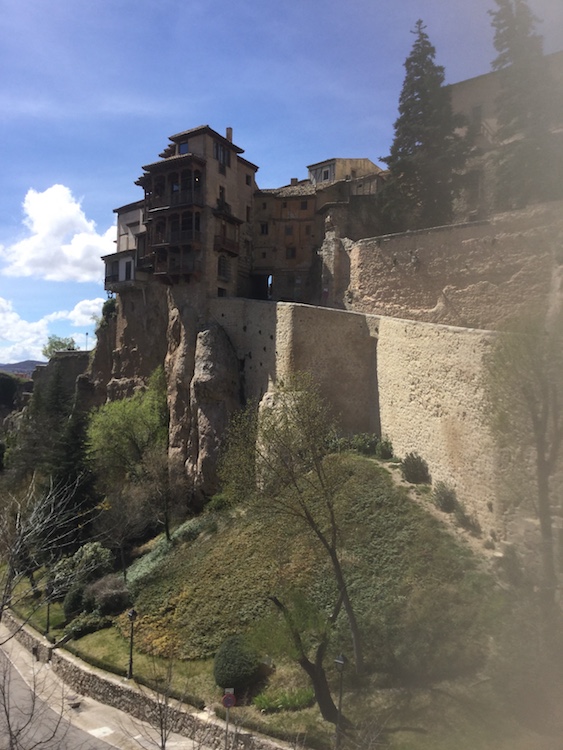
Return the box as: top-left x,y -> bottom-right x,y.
127,608 -> 138,679
334,654 -> 347,750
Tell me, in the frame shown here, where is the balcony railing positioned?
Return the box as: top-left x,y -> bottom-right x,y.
214,235 -> 239,256
153,250 -> 201,277
147,189 -> 204,210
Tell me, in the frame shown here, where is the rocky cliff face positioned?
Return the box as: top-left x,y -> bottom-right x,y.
89,283 -> 242,504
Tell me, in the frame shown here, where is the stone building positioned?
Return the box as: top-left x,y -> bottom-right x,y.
252,158 -> 385,303
103,125 -> 258,303
447,49 -> 563,218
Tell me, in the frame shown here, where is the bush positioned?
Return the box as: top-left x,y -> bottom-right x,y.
65,612 -> 112,639
83,574 -> 132,616
63,585 -> 85,622
53,542 -> 114,599
375,437 -> 394,460
432,481 -> 457,513
213,635 -> 261,694
400,452 -> 431,484
454,502 -> 482,536
253,687 -> 315,713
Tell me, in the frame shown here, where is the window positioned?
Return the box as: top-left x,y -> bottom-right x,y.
300,200 -> 308,210
246,206 -> 251,222
217,287 -> 227,297
260,222 -> 269,235
285,225 -> 294,236
214,141 -> 231,169
179,141 -> 189,154
323,169 -> 330,181
286,247 -> 296,259
282,201 -> 287,208
246,174 -> 252,186
262,202 -> 267,210
218,255 -> 230,281
125,261 -> 132,280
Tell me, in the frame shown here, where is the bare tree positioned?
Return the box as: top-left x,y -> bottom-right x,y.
485,310 -> 563,649
0,649 -> 69,750
219,374 -> 364,721
0,476 -> 96,642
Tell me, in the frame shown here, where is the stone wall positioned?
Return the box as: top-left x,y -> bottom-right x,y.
2,612 -> 279,750
210,298 -> 499,537
329,200 -> 563,329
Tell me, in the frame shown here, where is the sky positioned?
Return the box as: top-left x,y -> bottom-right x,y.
1,0 -> 562,364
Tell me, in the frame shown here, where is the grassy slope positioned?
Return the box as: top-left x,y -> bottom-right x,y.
57,456 -> 561,749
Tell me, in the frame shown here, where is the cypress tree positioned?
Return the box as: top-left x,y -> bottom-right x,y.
380,20 -> 469,232
490,0 -> 563,207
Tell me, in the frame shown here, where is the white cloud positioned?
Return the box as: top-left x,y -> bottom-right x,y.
0,296 -> 105,363
0,184 -> 114,282
0,298 -> 49,363
45,297 -> 105,327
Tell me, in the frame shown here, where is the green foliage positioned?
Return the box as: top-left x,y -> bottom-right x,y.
253,687 -> 315,713
52,541 -> 114,599
490,0 -> 563,207
96,297 -> 117,330
400,452 -> 431,483
380,19 -> 469,231
63,585 -> 85,621
330,433 -> 379,456
87,366 -> 168,490
41,335 -> 77,359
432,481 -> 458,513
64,611 -> 112,639
217,401 -> 258,505
213,635 -> 261,693
375,436 -> 394,460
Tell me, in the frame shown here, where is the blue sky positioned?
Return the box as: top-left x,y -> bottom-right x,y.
1,0 -> 562,364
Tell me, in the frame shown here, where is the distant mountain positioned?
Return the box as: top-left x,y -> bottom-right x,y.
0,361 -> 44,378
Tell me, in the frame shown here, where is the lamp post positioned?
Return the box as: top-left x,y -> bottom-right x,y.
127,608 -> 137,679
334,654 -> 347,750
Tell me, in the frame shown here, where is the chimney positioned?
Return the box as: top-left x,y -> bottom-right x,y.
290,178 -> 298,186
226,127 -> 233,143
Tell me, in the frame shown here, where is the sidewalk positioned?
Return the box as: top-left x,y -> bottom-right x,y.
0,622 -> 209,749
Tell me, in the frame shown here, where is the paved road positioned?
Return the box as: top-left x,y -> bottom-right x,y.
0,627 -> 198,749
0,649 -> 115,749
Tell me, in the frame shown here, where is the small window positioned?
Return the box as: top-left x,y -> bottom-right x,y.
179,142 -> 189,155
300,200 -> 308,210
125,261 -> 132,280
260,223 -> 269,235
262,252 -> 266,259
285,225 -> 293,236
286,247 -> 296,259
246,206 -> 251,222
262,202 -> 267,210
246,174 -> 252,186
217,287 -> 227,297
282,201 -> 287,208
323,169 -> 330,181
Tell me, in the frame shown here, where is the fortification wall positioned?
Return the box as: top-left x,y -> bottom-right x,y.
334,200 -> 563,329
210,299 -> 499,537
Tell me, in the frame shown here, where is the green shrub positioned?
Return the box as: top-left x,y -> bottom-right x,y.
253,687 -> 315,713
432,481 -> 457,512
53,542 -> 114,599
65,612 -> 112,639
213,635 -> 261,694
349,433 -> 379,455
454,502 -> 482,536
63,585 -> 85,622
375,437 -> 394,460
400,452 -> 431,484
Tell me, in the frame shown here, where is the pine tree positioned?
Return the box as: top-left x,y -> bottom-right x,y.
380,20 -> 469,232
490,0 -> 563,208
